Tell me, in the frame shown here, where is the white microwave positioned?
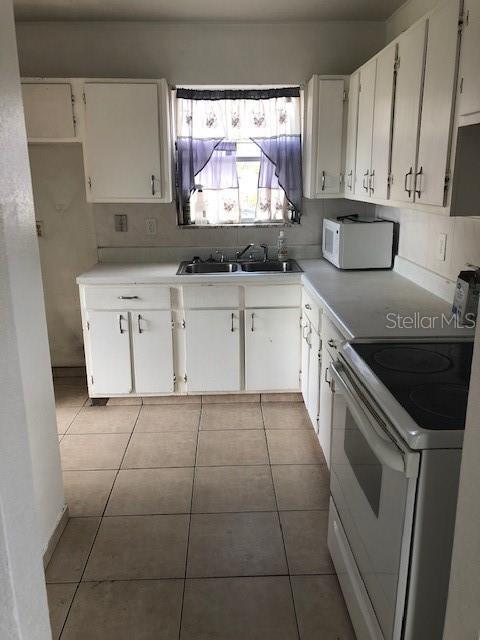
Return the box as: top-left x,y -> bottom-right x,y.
322,216 -> 394,270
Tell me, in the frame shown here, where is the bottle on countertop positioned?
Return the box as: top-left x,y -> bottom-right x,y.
277,230 -> 288,261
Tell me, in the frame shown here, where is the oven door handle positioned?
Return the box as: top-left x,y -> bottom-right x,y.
331,363 -> 418,479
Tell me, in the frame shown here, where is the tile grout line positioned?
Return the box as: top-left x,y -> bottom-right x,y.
261,401 -> 302,640
177,401 -> 202,640
56,403 -> 143,640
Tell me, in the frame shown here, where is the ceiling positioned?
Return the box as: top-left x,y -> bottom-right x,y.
14,0 -> 405,22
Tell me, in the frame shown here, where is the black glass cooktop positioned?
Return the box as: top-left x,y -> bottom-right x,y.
351,342 -> 474,430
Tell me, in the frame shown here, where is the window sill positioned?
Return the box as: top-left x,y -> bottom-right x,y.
179,222 -> 296,229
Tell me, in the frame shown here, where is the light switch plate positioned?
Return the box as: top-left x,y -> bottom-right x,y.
145,217 -> 157,235
114,214 -> 128,232
437,233 -> 447,262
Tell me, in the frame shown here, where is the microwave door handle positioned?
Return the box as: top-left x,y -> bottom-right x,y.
330,363 -> 418,479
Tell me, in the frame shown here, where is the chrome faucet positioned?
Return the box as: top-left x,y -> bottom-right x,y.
260,244 -> 269,262
236,243 -> 255,260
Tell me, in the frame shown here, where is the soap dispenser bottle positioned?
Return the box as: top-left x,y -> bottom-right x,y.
277,230 -> 288,261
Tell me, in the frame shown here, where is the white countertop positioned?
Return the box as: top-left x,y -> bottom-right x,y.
77,259 -> 472,340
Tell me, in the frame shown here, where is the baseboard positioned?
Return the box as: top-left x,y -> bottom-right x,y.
394,255 -> 456,304
43,505 -> 69,568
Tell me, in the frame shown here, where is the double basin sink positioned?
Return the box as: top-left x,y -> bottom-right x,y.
177,259 -> 303,275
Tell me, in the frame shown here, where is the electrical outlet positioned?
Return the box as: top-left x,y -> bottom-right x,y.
145,217 -> 157,235
437,233 -> 447,262
114,214 -> 128,232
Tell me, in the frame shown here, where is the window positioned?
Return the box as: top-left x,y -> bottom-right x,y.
175,87 -> 302,226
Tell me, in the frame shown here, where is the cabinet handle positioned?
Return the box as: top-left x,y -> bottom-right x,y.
251,312 -> 255,332
327,338 -> 337,349
415,166 -> 423,198
321,171 -> 326,191
369,169 -> 375,195
118,295 -> 139,300
137,314 -> 143,334
151,174 -> 156,196
404,167 -> 413,197
347,170 -> 353,191
324,366 -> 331,387
302,323 -> 310,339
304,303 -> 312,310
118,314 -> 126,334
362,170 -> 370,191
231,313 -> 235,332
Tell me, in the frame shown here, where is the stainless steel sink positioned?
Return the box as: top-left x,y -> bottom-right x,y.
177,261 -> 239,274
240,259 -> 302,273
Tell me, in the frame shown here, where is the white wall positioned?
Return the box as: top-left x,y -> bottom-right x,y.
0,1 -> 61,637
30,144 -> 98,367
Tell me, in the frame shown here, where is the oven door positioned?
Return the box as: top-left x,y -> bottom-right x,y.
330,362 -> 420,640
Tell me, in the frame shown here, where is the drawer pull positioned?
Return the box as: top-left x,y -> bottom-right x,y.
137,314 -> 143,334
118,295 -> 139,300
231,313 -> 235,333
251,312 -> 255,332
118,314 -> 126,334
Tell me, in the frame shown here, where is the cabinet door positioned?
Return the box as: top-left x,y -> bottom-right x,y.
315,79 -> 345,195
459,0 -> 480,117
83,83 -> 161,201
306,328 -> 321,432
22,82 -> 76,140
318,346 -> 334,468
345,72 -> 360,195
185,310 -> 240,392
389,20 -> 427,203
86,311 -> 132,395
245,308 -> 301,392
301,317 -> 311,403
370,45 -> 396,200
354,59 -> 376,197
416,0 -> 462,206
132,310 -> 174,394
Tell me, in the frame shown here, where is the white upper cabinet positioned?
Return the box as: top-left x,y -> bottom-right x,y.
304,76 -> 346,198
354,59 -> 376,197
82,80 -> 172,203
370,44 -> 396,200
22,81 -> 76,141
458,0 -> 480,119
389,20 -> 427,203
416,0 -> 462,206
344,72 -> 359,195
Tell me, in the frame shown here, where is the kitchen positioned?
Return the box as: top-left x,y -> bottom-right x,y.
2,0 -> 480,639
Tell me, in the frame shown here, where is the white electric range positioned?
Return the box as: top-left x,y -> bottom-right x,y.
327,339 -> 473,640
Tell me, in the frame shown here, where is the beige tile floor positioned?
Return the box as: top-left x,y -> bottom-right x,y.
49,378 -> 355,639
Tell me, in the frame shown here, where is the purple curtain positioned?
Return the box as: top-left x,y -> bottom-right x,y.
195,141 -> 238,190
252,135 -> 302,214
176,137 -> 223,210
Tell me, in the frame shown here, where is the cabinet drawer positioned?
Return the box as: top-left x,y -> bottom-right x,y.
322,315 -> 345,357
182,285 -> 240,309
302,287 -> 322,332
245,285 -> 301,308
83,285 -> 171,310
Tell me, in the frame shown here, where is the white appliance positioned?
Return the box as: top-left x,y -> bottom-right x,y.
327,340 -> 472,640
322,216 -> 394,269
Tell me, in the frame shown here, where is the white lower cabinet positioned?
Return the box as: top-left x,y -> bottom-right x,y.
185,309 -> 241,392
86,310 -> 133,395
245,308 -> 301,391
131,310 -> 174,394
85,308 -> 174,396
